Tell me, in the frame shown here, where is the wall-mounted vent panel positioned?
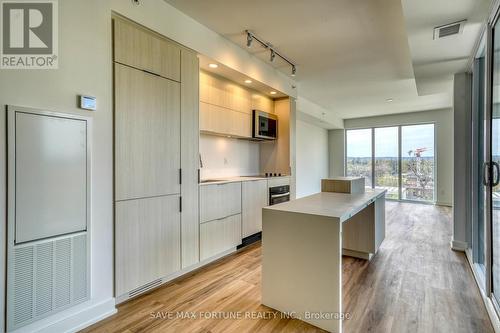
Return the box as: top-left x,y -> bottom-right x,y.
433,20 -> 466,39
6,106 -> 92,332
7,233 -> 89,331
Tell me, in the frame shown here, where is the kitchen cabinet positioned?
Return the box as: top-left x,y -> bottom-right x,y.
199,182 -> 243,260
180,50 -> 200,269
200,182 -> 242,223
200,214 -> 242,261
114,18 -> 181,82
113,17 -> 199,302
114,63 -> 181,201
115,196 -> 180,296
199,71 -> 273,139
199,102 -> 252,138
242,180 -> 268,238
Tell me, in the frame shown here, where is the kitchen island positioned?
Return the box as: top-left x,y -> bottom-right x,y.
261,189 -> 386,333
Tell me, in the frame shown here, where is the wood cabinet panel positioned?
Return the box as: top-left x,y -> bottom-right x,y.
115,196 -> 181,296
114,19 -> 180,81
114,63 -> 181,201
180,50 -> 200,269
199,102 -> 251,138
242,180 -> 268,238
200,182 -> 242,223
252,94 -> 274,114
200,214 -> 242,261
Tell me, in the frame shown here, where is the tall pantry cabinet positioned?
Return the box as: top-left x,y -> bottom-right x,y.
112,17 -> 199,301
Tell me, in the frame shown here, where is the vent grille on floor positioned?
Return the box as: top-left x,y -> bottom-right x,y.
128,279 -> 163,298
7,233 -> 89,331
433,20 -> 466,39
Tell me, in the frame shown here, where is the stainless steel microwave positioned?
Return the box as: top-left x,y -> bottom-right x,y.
253,110 -> 278,140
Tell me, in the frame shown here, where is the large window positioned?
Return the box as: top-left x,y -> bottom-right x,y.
346,124 -> 435,202
346,129 -> 372,187
375,127 -> 399,199
401,124 -> 435,202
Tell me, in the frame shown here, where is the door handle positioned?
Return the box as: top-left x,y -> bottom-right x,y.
484,162 -> 490,186
493,161 -> 500,187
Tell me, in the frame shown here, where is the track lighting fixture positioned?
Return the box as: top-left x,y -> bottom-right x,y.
244,29 -> 296,77
246,31 -> 253,48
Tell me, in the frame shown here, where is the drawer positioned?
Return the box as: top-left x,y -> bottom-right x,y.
200,214 -> 242,261
200,182 -> 242,223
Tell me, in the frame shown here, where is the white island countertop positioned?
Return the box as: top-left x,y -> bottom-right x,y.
264,188 -> 386,222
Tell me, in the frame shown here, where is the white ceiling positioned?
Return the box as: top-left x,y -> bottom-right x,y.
166,0 -> 491,119
403,0 -> 491,96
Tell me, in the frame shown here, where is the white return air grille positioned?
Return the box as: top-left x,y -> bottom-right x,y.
433,20 -> 466,39
7,233 -> 89,331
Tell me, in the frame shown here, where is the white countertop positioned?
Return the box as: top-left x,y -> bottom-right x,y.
199,175 -> 290,186
264,189 -> 386,222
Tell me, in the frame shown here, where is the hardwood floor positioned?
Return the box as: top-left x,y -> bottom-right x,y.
82,202 -> 493,333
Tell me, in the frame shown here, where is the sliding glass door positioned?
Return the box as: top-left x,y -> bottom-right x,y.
374,127 -> 399,199
401,124 -> 435,202
346,124 -> 435,203
492,16 -> 500,307
472,38 -> 487,286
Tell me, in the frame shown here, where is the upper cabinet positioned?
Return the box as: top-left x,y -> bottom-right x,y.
114,19 -> 181,82
199,71 -> 274,138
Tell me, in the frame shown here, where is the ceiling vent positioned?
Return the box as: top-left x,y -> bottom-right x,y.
433,20 -> 466,39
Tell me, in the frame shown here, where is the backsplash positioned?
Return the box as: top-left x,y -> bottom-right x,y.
199,134 -> 260,179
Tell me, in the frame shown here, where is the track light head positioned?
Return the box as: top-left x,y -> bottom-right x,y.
246,31 -> 253,48
291,65 -> 296,77
270,49 -> 276,62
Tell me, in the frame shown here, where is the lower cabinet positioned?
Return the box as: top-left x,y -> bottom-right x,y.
242,180 -> 268,238
200,214 -> 242,261
115,196 -> 181,296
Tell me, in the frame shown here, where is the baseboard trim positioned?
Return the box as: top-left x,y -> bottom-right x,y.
10,298 -> 116,333
450,239 -> 468,252
343,249 -> 373,261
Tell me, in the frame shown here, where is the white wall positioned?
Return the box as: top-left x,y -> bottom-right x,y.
296,119 -> 329,198
342,108 -> 454,206
200,135 -> 260,179
0,1 -> 115,332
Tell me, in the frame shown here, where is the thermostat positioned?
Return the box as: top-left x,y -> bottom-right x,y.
79,95 -> 97,111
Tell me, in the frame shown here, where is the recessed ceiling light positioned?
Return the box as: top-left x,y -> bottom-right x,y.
244,79 -> 252,84
208,63 -> 218,68
386,98 -> 394,102
270,91 -> 277,95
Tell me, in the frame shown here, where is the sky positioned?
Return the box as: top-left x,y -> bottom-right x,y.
346,124 -> 435,158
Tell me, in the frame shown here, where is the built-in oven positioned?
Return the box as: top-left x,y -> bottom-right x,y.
269,185 -> 290,205
253,110 -> 278,140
